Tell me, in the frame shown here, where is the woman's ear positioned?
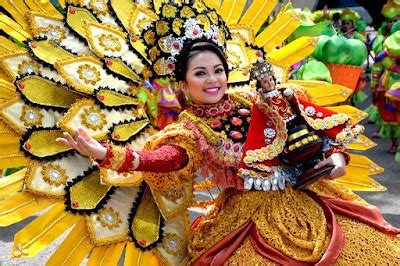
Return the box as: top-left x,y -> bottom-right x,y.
179,80 -> 188,94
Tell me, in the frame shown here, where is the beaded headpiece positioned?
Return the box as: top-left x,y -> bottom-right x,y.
340,8 -> 360,23
250,59 -> 274,81
141,0 -> 230,77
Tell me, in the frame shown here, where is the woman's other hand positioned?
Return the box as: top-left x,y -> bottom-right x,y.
314,152 -> 346,179
56,128 -> 107,161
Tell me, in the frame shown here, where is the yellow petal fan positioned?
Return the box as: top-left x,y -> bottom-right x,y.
29,39 -> 74,65
0,1 -> 30,32
266,36 -> 318,70
46,218 -> 93,266
239,0 -> 278,33
12,202 -> 80,258
335,175 -> 386,192
0,80 -> 17,101
87,242 -> 126,266
295,83 -> 353,106
0,36 -> 24,55
347,134 -> 377,151
0,192 -> 58,226
0,168 -> 25,200
203,0 -> 222,11
124,242 -> 160,266
24,0 -> 62,15
0,153 -> 30,169
346,153 -> 384,176
0,14 -> 31,43
219,0 -> 247,25
327,105 -> 368,124
255,10 -> 301,52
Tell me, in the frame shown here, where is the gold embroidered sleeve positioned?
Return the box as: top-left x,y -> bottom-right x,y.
141,122 -> 202,192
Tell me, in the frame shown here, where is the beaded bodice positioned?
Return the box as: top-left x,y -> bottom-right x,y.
186,95 -> 252,166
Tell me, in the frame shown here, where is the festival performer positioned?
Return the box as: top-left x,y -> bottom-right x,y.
189,60 -> 400,266
340,8 -> 366,42
375,24 -> 400,161
368,0 -> 400,154
61,10 -> 400,266
0,1 -> 396,265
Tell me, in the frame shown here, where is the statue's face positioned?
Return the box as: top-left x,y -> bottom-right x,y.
260,75 -> 275,93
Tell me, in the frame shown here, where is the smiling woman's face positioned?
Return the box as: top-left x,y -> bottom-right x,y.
179,50 -> 228,105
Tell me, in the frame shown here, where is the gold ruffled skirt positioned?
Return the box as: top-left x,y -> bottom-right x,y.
190,180 -> 400,265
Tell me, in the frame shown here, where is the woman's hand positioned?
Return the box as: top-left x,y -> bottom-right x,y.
56,128 -> 107,161
314,152 -> 346,179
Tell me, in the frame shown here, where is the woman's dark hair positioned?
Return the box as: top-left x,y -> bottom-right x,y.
174,39 -> 229,81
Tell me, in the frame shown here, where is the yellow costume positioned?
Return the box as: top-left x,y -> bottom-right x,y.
0,0 -> 394,265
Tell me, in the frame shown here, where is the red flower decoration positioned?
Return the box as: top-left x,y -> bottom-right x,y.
167,63 -> 175,70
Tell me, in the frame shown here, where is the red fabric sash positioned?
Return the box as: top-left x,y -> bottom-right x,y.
315,193 -> 400,236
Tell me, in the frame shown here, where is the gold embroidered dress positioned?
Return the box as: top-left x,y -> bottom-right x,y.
0,1 -> 395,265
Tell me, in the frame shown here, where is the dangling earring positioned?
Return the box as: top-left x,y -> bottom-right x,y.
183,92 -> 192,103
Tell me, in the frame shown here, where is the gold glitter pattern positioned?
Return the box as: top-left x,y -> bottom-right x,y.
131,187 -> 162,248
69,170 -> 111,210
191,188 -> 330,263
224,238 -> 278,265
22,130 -> 71,157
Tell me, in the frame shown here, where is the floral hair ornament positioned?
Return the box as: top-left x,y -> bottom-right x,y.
141,0 -> 230,77
250,58 -> 274,81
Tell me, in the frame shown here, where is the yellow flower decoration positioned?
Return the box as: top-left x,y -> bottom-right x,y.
97,207 -> 122,229
18,60 -> 41,76
144,29 -> 155,45
181,6 -> 195,18
156,21 -> 170,36
38,25 -> 66,42
162,4 -> 177,18
172,18 -> 183,35
197,14 -> 210,31
98,34 -> 122,52
20,105 -> 43,127
193,1 -> 207,13
208,11 -> 219,24
77,64 -> 101,86
81,106 -> 107,130
149,47 -> 160,61
41,163 -> 68,187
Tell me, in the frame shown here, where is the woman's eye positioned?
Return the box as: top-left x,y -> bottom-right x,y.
215,68 -> 224,73
195,71 -> 205,76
